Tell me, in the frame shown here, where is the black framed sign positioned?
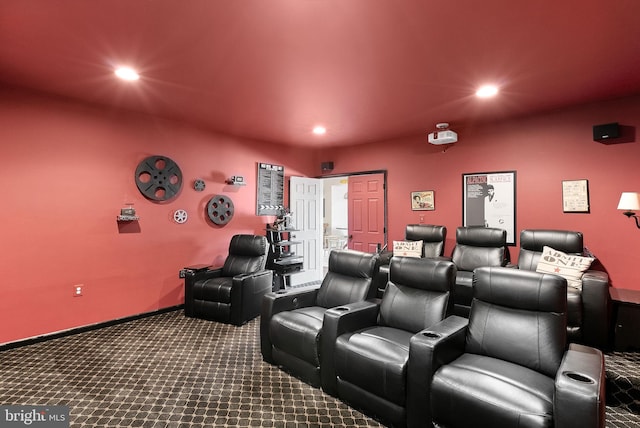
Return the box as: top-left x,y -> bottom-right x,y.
462,171 -> 517,245
562,179 -> 590,213
256,163 -> 284,215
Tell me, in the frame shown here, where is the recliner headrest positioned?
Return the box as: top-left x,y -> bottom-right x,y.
456,226 -> 506,247
389,257 -> 455,292
406,224 -> 446,243
328,249 -> 378,278
229,234 -> 268,257
473,266 -> 567,312
519,229 -> 583,254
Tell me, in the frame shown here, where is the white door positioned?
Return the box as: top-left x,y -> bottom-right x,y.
289,176 -> 323,286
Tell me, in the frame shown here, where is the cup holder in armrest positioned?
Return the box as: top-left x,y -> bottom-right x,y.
334,306 -> 349,312
563,371 -> 594,384
276,290 -> 288,294
422,332 -> 441,339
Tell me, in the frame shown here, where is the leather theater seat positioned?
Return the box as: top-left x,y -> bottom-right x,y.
517,229 -> 610,348
184,234 -> 272,326
260,249 -> 378,387
322,257 -> 456,427
415,267 -> 605,428
373,224 -> 447,297
449,226 -> 508,317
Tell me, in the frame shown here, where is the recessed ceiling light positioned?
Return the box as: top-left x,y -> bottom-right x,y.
476,85 -> 498,98
114,66 -> 140,81
312,126 -> 327,135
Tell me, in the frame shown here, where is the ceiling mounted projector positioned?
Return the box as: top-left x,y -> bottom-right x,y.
428,123 -> 457,145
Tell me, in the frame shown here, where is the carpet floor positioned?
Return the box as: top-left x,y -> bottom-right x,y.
0,309 -> 638,427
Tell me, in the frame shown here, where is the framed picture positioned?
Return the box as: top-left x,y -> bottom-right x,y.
411,190 -> 435,211
462,171 -> 517,245
562,179 -> 590,213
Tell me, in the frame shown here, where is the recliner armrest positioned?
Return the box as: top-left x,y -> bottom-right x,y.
263,285 -> 321,315
184,267 -> 223,317
230,270 -> 274,326
259,285 -> 320,363
554,343 -> 606,428
191,266 -> 223,281
232,269 -> 272,284
406,315 -> 468,428
581,270 -> 610,349
378,250 -> 394,266
321,299 -> 381,395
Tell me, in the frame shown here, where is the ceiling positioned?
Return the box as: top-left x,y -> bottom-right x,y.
1,1 -> 640,147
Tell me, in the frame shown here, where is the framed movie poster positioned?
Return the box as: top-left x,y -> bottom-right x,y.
462,171 -> 516,245
411,190 -> 435,211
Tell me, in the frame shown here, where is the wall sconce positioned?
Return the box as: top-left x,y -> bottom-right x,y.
617,192 -> 640,228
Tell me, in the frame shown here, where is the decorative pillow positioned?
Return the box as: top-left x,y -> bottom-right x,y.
535,246 -> 594,290
393,240 -> 423,258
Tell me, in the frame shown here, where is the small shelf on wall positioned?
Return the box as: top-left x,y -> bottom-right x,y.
117,204 -> 139,222
117,214 -> 140,222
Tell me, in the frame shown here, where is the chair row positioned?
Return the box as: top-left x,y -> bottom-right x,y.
376,225 -> 611,349
180,227 -> 610,352
260,250 -> 605,428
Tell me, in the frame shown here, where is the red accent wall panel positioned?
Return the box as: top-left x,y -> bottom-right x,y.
0,88 -> 316,345
319,95 -> 640,292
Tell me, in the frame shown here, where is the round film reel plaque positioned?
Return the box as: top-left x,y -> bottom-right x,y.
207,195 -> 234,225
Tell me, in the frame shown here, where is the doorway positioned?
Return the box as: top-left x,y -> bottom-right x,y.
322,176 -> 349,270
321,171 -> 387,272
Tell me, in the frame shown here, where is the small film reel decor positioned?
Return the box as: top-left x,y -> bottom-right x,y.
193,179 -> 206,192
173,209 -> 188,224
207,195 -> 234,225
135,155 -> 183,201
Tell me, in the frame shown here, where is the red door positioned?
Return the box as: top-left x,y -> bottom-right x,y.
348,173 -> 386,253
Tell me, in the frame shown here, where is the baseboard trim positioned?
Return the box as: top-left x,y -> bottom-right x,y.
0,305 -> 184,351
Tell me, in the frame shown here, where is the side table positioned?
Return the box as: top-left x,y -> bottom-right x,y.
610,287 -> 640,351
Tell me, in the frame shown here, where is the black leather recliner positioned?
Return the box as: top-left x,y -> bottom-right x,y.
517,229 -> 611,349
450,226 -> 508,317
184,234 -> 272,326
260,249 -> 378,387
413,267 -> 605,428
373,224 -> 447,297
322,257 -> 455,428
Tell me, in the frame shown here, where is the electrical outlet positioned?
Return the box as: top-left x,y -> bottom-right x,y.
73,284 -> 83,297
419,215 -> 425,224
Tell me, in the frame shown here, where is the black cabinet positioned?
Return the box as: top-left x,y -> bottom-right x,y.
266,227 -> 303,290
611,288 -> 640,351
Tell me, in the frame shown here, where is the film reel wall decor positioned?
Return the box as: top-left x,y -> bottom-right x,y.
207,195 -> 234,225
173,209 -> 188,224
135,155 -> 183,201
193,179 -> 206,192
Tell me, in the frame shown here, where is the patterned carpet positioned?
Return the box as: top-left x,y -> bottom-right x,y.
606,352 -> 640,427
0,309 -> 638,427
0,310 -> 382,427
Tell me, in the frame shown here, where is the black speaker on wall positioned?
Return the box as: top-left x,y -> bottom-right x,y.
321,161 -> 334,171
593,123 -> 620,141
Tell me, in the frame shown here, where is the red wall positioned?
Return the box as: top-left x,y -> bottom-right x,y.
2,87 -> 638,345
319,95 -> 640,290
0,88 -> 316,344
